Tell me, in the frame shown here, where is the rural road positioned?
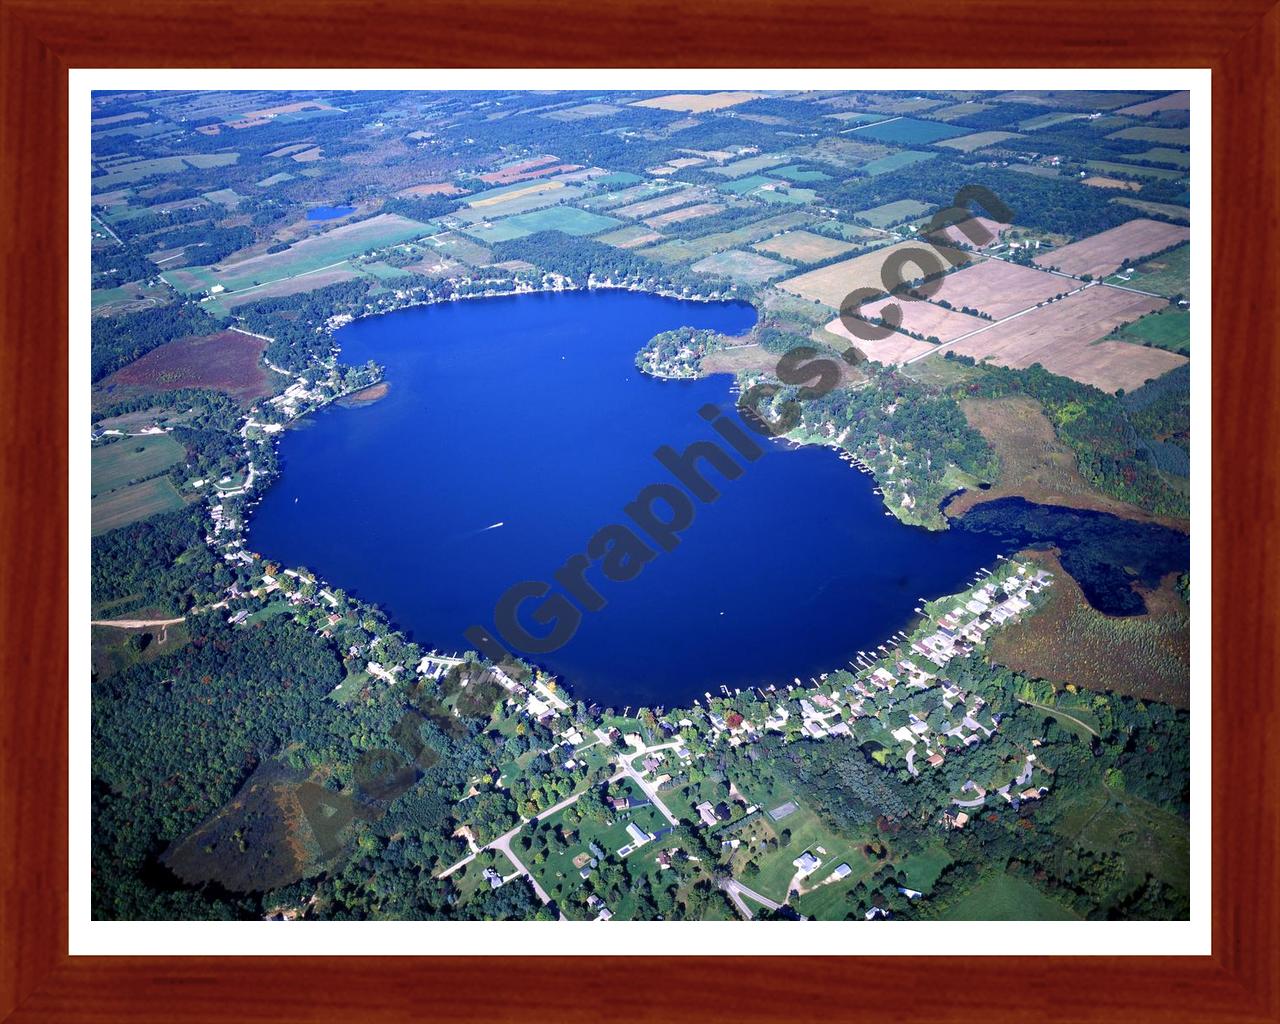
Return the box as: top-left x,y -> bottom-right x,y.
91,600 -> 229,629
719,878 -> 782,920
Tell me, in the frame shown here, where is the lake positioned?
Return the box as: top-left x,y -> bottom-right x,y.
247,290 -> 1189,708
306,205 -> 356,221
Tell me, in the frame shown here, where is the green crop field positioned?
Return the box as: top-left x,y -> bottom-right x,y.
1019,111 -> 1089,130
1133,147 -> 1190,169
1107,243 -> 1190,297
859,150 -> 937,176
460,205 -> 620,244
1107,126 -> 1191,146
91,152 -> 239,192
92,435 -> 186,497
855,198 -> 933,227
690,248 -> 790,284
1086,160 -> 1185,181
91,476 -> 186,535
164,213 -> 435,294
708,154 -> 791,178
851,118 -> 967,145
938,872 -> 1080,921
772,165 -> 833,182
717,174 -> 784,196
638,210 -> 814,264
1111,307 -> 1191,354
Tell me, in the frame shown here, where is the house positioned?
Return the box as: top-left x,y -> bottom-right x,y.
898,887 -> 923,899
927,753 -> 945,768
793,851 -> 821,876
625,822 -> 652,846
695,801 -> 718,827
830,863 -> 852,880
608,796 -> 632,812
865,906 -> 888,920
595,908 -> 613,922
482,867 -> 503,890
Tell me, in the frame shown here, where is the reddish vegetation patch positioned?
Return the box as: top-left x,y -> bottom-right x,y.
477,155 -> 576,185
102,330 -> 276,405
397,181 -> 467,198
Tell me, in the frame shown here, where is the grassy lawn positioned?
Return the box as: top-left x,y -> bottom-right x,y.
330,668 -> 371,703
91,435 -> 186,496
91,621 -> 190,680
897,843 -> 954,892
938,871 -> 1080,920
242,600 -> 294,626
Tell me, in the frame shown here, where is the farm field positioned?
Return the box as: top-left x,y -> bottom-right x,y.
1111,197 -> 1190,222
91,435 -> 186,496
708,154 -> 791,178
793,136 -> 891,169
1019,111 -> 1088,130
1082,175 -> 1141,191
823,111 -> 889,124
99,329 -> 279,404
776,239 -> 973,309
946,284 -> 1183,393
752,230 -> 857,263
91,475 -> 187,536
927,260 -> 1073,319
937,872 -> 1079,921
91,152 -> 239,191
464,179 -> 568,208
859,96 -> 945,115
1108,126 -> 1191,146
1033,218 -> 1190,278
851,117 -> 968,145
637,210 -> 813,264
820,318 -> 937,364
596,224 -> 664,249
1133,147 -> 1190,169
936,130 -> 1024,152
211,264 -> 365,313
771,165 -> 832,182
1109,307 -> 1191,355
929,101 -> 995,121
855,198 -> 932,227
461,205 -> 620,243
844,293 -> 985,343
859,150 -> 937,176
579,180 -> 679,210
631,91 -> 765,112
1085,160 -> 1185,181
164,213 -> 434,294
454,185 -> 588,222
397,181 -> 467,197
1106,243 -> 1190,297
614,188 -> 708,219
1117,91 -> 1189,116
644,203 -> 724,228
926,215 -> 1010,248
690,249 -> 790,285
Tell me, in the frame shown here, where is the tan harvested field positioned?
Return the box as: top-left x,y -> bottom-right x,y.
1117,91 -> 1190,117
397,181 -> 467,197
615,189 -> 708,219
631,91 -> 766,112
947,285 -> 1184,392
924,216 -> 1010,249
221,265 -> 363,308
752,230 -> 856,263
936,131 -> 1024,152
644,203 -> 725,228
1082,175 -> 1141,191
266,142 -> 313,158
838,295 -> 985,343
291,147 -> 323,163
1033,218 -> 1190,278
467,180 -> 566,209
776,240 -> 973,309
478,155 -> 558,183
596,225 -> 664,249
928,260 -> 1069,319
819,318 -> 937,365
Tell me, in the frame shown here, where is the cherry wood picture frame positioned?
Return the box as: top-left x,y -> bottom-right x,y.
2,1 -> 1276,1020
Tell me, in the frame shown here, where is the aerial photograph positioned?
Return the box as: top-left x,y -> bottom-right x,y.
88,86 -> 1193,924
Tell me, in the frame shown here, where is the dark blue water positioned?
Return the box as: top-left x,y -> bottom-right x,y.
246,290 -> 1189,708
306,205 -> 356,221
